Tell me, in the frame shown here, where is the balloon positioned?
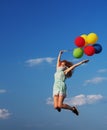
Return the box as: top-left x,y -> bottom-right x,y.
84,45 -> 95,56
74,36 -> 85,47
93,43 -> 102,54
73,48 -> 84,58
87,33 -> 98,44
81,34 -> 88,46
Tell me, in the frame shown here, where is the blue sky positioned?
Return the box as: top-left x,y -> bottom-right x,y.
0,0 -> 107,130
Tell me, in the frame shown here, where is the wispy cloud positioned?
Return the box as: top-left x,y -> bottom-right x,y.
83,76 -> 107,86
97,69 -> 107,73
25,57 -> 55,66
46,94 -> 103,106
0,109 -> 11,119
66,94 -> 103,106
0,89 -> 7,94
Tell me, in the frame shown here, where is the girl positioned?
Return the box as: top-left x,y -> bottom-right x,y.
53,50 -> 89,115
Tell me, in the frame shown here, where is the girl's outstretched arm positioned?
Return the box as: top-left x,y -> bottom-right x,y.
56,50 -> 63,68
64,59 -> 89,74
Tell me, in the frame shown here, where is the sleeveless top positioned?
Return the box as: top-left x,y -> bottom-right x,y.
54,66 -> 66,82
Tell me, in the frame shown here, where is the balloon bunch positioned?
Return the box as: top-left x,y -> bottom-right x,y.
73,33 -> 102,58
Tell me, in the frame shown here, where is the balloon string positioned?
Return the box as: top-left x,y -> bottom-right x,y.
63,49 -> 73,52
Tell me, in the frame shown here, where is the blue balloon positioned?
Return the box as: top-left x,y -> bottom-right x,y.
93,43 -> 102,54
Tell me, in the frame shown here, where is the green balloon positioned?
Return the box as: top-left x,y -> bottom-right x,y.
73,48 -> 84,58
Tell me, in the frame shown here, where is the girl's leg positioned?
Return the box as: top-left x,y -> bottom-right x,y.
58,95 -> 72,110
58,95 -> 79,115
53,95 -> 61,112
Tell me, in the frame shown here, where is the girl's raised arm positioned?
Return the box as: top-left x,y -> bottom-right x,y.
56,50 -> 63,68
64,59 -> 89,74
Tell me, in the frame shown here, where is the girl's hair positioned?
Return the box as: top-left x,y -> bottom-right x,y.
61,60 -> 74,78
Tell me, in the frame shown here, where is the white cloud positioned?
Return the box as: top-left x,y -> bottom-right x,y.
68,94 -> 103,106
97,69 -> 107,73
0,89 -> 7,94
25,57 -> 55,66
46,97 -> 53,105
46,94 -> 103,106
0,109 -> 11,119
83,77 -> 107,86
66,95 -> 87,106
86,95 -> 103,104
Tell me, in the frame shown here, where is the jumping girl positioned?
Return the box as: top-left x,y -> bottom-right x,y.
53,50 -> 89,115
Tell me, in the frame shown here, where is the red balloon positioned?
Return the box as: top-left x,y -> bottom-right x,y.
74,36 -> 85,47
84,45 -> 95,56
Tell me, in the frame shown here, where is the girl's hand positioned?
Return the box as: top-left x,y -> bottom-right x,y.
59,50 -> 64,54
82,59 -> 89,64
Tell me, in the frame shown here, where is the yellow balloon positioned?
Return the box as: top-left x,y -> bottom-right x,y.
87,33 -> 98,44
81,34 -> 88,46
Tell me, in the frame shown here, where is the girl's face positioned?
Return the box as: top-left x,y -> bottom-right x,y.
60,62 -> 66,67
